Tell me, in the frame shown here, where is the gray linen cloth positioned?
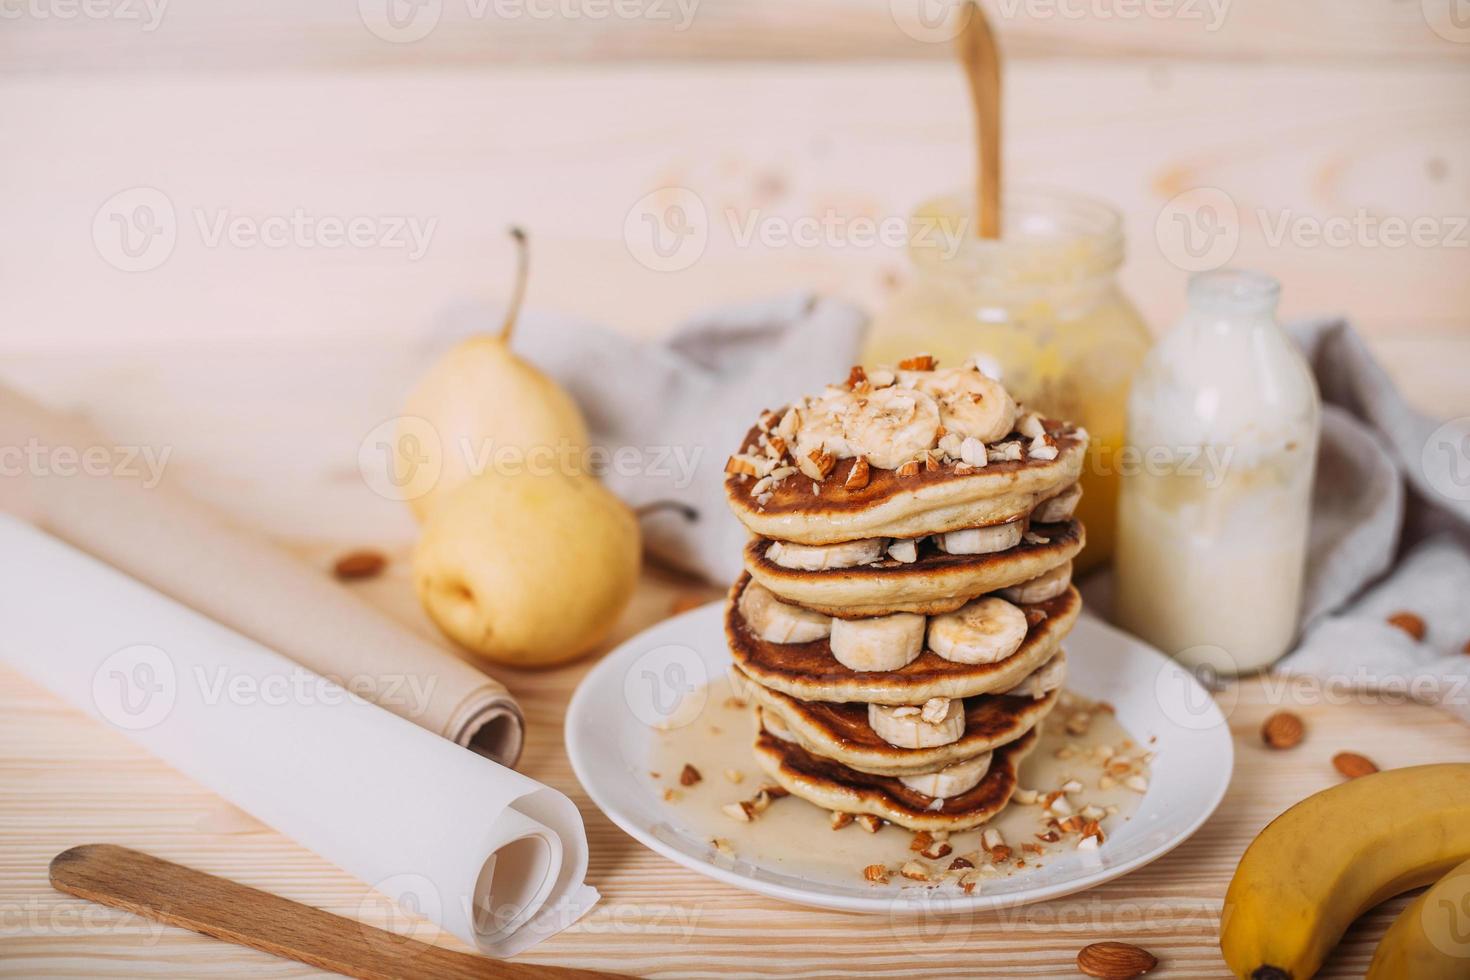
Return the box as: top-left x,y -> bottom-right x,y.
1277,318 -> 1470,720
435,301 -> 1470,717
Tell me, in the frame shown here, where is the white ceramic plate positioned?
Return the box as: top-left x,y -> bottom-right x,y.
566,602 -> 1233,914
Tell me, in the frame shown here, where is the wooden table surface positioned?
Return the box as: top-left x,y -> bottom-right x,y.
2,6 -> 1469,972
3,543 -> 1470,979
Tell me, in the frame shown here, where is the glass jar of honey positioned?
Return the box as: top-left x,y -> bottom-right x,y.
866,188 -> 1152,570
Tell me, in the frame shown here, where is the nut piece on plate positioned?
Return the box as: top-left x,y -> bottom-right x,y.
1261,711 -> 1305,750
1076,941 -> 1158,978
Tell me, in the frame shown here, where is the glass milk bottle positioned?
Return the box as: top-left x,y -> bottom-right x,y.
1114,270 -> 1319,676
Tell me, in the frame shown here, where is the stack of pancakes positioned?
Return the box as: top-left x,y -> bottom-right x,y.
721,357 -> 1089,833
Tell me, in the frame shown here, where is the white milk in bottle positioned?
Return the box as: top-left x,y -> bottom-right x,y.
1114,270 -> 1320,676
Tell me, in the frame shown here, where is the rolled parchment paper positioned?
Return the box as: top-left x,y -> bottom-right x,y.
0,517 -> 596,955
0,383 -> 523,765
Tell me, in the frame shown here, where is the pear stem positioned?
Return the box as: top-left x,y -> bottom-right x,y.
956,0 -> 1003,239
498,226 -> 530,344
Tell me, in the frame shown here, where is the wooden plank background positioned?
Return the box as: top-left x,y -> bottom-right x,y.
1,3 -> 1469,976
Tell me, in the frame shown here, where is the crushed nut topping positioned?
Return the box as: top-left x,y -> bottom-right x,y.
679,764 -> 702,787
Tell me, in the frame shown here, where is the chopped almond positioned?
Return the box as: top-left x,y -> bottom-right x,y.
898,354 -> 936,371
844,457 -> 871,490
899,861 -> 931,882
897,459 -> 921,477
863,864 -> 889,884
721,801 -> 754,822
726,455 -> 758,477
807,448 -> 836,478
679,764 -> 702,787
910,831 -> 934,853
1387,611 -> 1426,641
845,365 -> 869,390
856,814 -> 883,833
830,811 -> 854,830
948,856 -> 975,870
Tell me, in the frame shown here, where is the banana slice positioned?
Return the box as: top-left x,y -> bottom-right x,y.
899,751 -> 993,798
739,581 -> 832,644
766,537 -> 887,571
786,395 -> 855,467
1003,655 -> 1067,699
938,520 -> 1024,556
887,538 -> 918,564
868,698 -> 965,749
1033,483 -> 1082,523
829,612 -> 926,671
842,387 -> 941,470
907,367 -> 1017,444
759,707 -> 800,743
1000,560 -> 1073,604
927,596 -> 1028,664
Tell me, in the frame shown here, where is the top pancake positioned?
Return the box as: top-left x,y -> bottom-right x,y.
726,418 -> 1086,545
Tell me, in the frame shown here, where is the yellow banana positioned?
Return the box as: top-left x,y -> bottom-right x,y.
1367,854 -> 1470,979
1221,763 -> 1470,980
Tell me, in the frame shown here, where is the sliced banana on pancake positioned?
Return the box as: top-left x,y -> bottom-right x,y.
903,366 -> 1017,444
937,519 -> 1024,556
1002,654 -> 1067,699
738,581 -> 833,643
829,611 -> 925,671
868,698 -> 965,748
927,596 -> 1028,665
1000,559 -> 1074,604
785,395 -> 854,466
1033,483 -> 1082,523
898,751 -> 993,798
842,387 -> 941,470
765,537 -> 887,571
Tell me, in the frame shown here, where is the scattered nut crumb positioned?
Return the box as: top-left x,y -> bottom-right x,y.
1387,611 -> 1427,641
830,811 -> 853,830
856,814 -> 883,833
333,550 -> 387,581
899,861 -> 931,882
679,764 -> 702,787
844,457 -> 871,490
1333,751 -> 1379,779
1261,711 -> 1305,750
948,856 -> 974,870
663,788 -> 681,803
863,864 -> 889,884
724,769 -> 745,784
710,838 -> 735,857
721,801 -> 753,822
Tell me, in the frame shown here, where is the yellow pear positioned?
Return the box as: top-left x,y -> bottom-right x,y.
413,468 -> 640,668
401,228 -> 589,521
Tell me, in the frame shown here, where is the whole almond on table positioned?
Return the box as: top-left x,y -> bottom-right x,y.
1333,751 -> 1379,779
1261,711 -> 1305,749
1387,611 -> 1426,641
1076,941 -> 1158,978
333,550 -> 387,581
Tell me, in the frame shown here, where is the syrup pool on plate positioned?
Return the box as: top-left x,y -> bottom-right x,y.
648,675 -> 1152,890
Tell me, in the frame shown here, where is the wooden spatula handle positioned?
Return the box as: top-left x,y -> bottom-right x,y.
50,844 -> 625,980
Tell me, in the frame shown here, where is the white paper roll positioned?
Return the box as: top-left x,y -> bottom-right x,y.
0,516 -> 597,957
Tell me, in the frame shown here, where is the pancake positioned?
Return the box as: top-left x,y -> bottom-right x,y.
726,419 -> 1086,545
753,709 -> 1039,832
745,519 -> 1084,617
726,574 -> 1080,703
743,654 -> 1064,776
